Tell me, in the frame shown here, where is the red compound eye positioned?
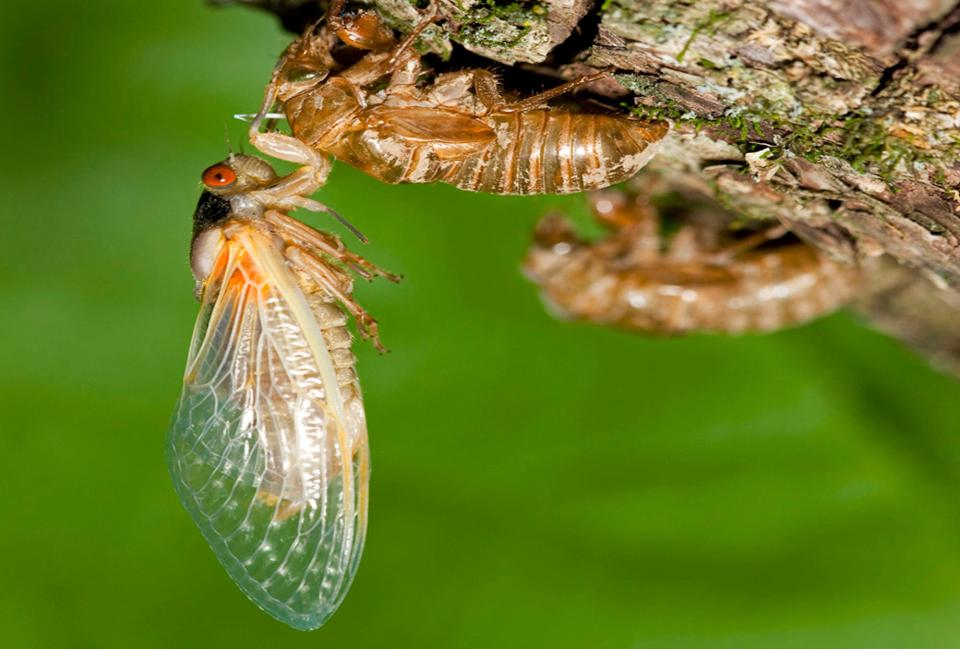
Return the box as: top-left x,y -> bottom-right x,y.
201,164 -> 237,188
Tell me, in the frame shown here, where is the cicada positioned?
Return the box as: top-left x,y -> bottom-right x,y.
167,150 -> 396,630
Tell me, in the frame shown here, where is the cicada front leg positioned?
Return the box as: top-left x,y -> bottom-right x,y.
247,60 -> 332,188
247,126 -> 331,182
244,123 -> 364,240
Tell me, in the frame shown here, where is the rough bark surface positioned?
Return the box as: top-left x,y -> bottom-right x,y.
219,0 -> 960,369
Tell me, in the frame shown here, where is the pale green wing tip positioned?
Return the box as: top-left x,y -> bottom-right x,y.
167,475 -> 350,628
165,455 -> 352,631
168,480 -> 348,631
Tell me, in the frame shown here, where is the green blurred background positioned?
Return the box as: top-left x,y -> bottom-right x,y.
3,1 -> 960,647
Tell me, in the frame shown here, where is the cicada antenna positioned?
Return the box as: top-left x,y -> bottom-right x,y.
223,122 -> 235,155
298,195 -> 368,243
325,204 -> 369,243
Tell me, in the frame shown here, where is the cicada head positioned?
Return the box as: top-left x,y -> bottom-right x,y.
190,154 -> 279,285
200,154 -> 278,196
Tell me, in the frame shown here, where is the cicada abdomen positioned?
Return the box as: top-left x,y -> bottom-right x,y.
169,154 -> 394,630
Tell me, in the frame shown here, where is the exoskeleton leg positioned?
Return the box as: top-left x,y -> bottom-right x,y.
474,68 -> 612,113
328,0 -> 396,52
326,0 -> 347,32
662,219 -> 789,264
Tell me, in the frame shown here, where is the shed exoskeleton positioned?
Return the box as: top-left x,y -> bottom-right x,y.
246,1 -> 668,195
524,188 -> 861,334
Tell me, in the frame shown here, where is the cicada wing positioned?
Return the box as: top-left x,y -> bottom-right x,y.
167,227 -> 369,631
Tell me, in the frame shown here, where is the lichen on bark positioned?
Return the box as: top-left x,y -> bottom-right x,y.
584,1 -> 957,275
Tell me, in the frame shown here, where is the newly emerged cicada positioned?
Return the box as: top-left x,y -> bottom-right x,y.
525,188 -> 861,334
250,1 -> 667,195
167,150 -> 397,630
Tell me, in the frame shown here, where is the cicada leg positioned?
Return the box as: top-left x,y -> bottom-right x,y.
288,245 -> 388,353
265,209 -> 402,282
247,127 -> 331,182
247,68 -> 332,191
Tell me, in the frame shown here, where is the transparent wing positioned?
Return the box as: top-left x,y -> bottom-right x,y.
167,226 -> 369,630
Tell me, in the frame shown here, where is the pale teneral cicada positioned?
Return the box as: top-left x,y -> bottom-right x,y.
167,148 -> 396,630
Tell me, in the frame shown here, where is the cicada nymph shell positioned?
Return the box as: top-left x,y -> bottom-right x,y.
168,153 -> 396,630
249,2 -> 668,196
524,187 -> 861,335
